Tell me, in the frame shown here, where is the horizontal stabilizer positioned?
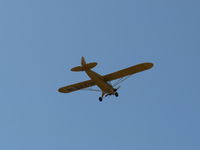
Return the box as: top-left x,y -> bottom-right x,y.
71,62 -> 97,72
71,66 -> 85,71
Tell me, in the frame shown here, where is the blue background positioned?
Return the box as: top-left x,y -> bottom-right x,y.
1,0 -> 200,149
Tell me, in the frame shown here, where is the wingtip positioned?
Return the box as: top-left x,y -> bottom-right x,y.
145,63 -> 154,69
58,88 -> 63,93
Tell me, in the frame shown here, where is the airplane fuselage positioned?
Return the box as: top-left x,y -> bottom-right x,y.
85,69 -> 115,95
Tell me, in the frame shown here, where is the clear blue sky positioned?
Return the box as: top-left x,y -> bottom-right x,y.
1,0 -> 200,150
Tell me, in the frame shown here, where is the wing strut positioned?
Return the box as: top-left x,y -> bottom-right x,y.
83,87 -> 102,92
112,75 -> 132,87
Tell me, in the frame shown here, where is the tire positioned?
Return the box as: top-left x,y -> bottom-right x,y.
115,92 -> 119,97
99,97 -> 103,102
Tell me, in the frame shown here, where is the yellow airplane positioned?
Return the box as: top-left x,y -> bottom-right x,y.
58,57 -> 153,101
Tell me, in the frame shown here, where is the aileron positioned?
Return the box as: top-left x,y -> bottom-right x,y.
58,80 -> 95,93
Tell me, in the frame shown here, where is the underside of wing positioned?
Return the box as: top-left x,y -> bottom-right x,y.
103,63 -> 153,82
58,80 -> 96,93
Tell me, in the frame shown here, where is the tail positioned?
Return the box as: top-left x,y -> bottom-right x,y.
71,56 -> 97,72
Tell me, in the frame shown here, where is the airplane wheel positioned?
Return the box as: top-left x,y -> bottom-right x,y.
99,97 -> 103,102
115,92 -> 119,97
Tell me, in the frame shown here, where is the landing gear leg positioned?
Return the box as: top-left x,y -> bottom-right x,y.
99,92 -> 105,102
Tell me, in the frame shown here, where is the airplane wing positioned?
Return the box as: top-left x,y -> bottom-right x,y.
103,63 -> 153,82
58,80 -> 96,93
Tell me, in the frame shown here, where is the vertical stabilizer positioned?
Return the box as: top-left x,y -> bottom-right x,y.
81,56 -> 86,66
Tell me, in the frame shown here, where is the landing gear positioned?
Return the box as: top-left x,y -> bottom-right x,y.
99,93 -> 105,102
99,97 -> 103,102
99,92 -> 118,101
115,92 -> 119,97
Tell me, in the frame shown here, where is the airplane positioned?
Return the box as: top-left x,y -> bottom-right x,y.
58,57 -> 153,102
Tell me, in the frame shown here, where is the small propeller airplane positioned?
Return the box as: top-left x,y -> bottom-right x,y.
58,57 -> 153,101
